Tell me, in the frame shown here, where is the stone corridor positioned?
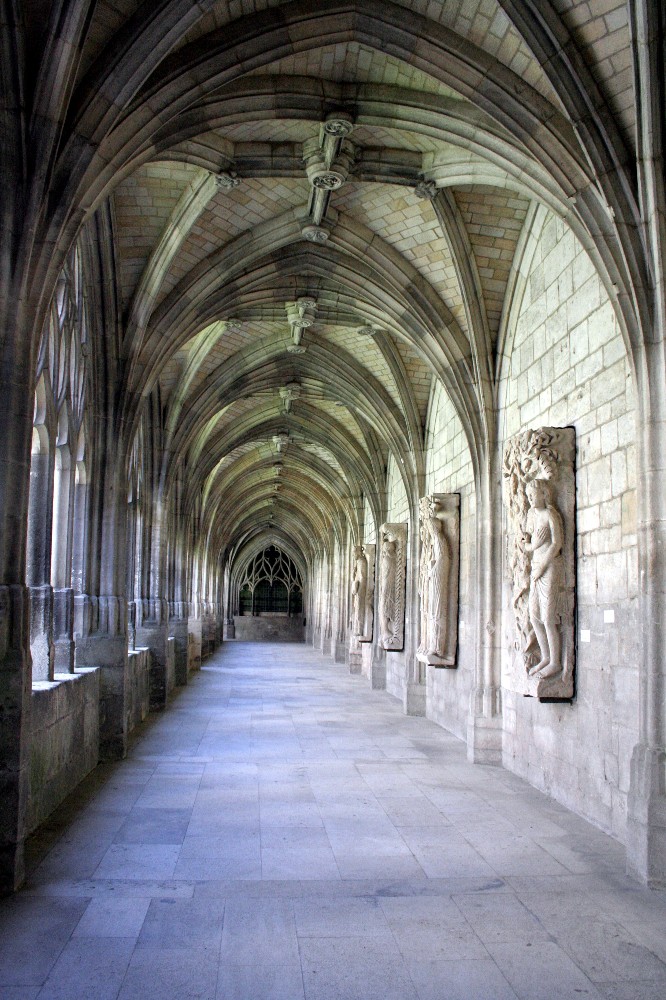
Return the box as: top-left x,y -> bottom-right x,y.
1,642 -> 665,1000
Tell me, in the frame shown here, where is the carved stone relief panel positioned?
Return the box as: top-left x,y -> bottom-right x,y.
502,427 -> 576,701
416,494 -> 460,667
358,544 -> 375,643
378,523 -> 407,651
350,544 -> 367,639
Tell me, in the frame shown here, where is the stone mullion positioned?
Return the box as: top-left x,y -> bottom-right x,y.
27,446 -> 56,682
52,455 -> 77,674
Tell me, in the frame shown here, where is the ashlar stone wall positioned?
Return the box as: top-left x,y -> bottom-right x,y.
29,668 -> 100,833
423,382 -> 476,740
498,212 -> 639,839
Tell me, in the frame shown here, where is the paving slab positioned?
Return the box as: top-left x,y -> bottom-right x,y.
1,641 -> 664,1000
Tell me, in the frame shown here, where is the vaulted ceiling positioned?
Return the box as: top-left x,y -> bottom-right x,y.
63,0 -> 636,572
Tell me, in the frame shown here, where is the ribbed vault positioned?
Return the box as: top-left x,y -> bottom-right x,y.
37,0 -> 637,600
2,0 -> 665,894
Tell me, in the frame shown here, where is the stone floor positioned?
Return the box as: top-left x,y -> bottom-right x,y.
2,642 -> 666,1000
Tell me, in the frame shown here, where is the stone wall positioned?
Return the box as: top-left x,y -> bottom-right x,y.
29,668 -> 100,833
498,212 -> 639,839
423,382 -> 476,740
233,615 -> 306,642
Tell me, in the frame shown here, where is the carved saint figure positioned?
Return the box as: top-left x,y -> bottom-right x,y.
523,479 -> 564,678
351,545 -> 368,636
418,502 -> 452,659
426,508 -> 451,659
417,510 -> 431,655
379,531 -> 398,646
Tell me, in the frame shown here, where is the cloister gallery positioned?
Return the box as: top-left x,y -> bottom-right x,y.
1,0 -> 666,928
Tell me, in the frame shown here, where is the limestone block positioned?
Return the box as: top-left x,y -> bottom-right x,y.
377,523 -> 408,652
503,426 -> 576,701
416,494 -> 460,668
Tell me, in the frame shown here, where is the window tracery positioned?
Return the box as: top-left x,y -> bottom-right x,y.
238,546 -> 303,615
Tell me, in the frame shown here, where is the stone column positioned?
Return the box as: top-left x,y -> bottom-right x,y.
169,600 -> 189,686
75,594 -> 129,760
188,601 -> 202,672
466,459 -> 503,764
136,597 -> 171,709
0,585 -> 32,892
404,512 -> 425,717
0,305 -> 38,891
623,0 -> 666,886
371,643 -> 386,689
26,449 -> 55,681
627,347 -> 666,884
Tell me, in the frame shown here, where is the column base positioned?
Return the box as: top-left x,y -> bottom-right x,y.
405,681 -> 426,716
75,595 -> 129,761
170,618 -> 189,687
188,618 -> 202,672
371,648 -> 386,689
466,713 -> 503,765
626,743 -> 666,887
348,651 -> 362,674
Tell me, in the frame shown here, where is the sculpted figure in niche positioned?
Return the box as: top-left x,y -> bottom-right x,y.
379,530 -> 398,647
426,506 -> 451,660
417,509 -> 431,657
523,479 -> 564,679
351,545 -> 368,637
377,523 -> 407,650
418,500 -> 451,661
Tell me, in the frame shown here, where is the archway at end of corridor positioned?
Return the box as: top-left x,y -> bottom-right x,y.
227,541 -> 307,643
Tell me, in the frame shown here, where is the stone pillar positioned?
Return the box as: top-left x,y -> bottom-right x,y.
627,350 -> 666,885
405,521 -> 425,718
0,585 -> 32,892
75,595 -> 130,760
625,1 -> 666,886
169,601 -> 189,686
467,461 -> 503,765
135,597 -> 171,709
371,644 -> 386,690
348,633 -> 362,673
188,603 -> 202,672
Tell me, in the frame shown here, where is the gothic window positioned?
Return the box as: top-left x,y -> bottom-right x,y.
26,244 -> 92,680
238,546 -> 303,615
